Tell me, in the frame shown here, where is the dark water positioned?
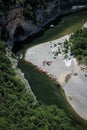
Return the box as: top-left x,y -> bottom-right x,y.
18,60 -> 87,128
14,9 -> 87,53
17,9 -> 87,128
18,61 -> 66,107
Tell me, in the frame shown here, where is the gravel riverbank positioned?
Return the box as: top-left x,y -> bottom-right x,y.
25,35 -> 87,120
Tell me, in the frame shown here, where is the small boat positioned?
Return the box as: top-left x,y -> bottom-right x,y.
50,24 -> 54,28
18,53 -> 23,60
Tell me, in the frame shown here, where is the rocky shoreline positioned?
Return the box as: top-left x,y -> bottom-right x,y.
6,48 -> 37,103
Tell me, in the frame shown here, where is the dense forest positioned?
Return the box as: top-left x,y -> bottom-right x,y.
70,28 -> 87,65
0,41 -> 85,130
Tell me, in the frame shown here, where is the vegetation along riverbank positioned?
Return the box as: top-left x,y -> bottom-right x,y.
1,40 -> 86,129
1,0 -> 87,129
16,12 -> 86,129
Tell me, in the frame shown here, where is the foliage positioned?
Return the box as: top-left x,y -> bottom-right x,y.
0,0 -> 45,19
23,4 -> 34,20
70,28 -> 87,65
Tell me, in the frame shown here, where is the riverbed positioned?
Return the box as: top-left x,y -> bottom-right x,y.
18,10 -> 87,127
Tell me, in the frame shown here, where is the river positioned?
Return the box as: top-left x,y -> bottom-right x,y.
16,9 -> 87,127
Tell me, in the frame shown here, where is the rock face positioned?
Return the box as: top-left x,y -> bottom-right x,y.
0,0 -> 87,48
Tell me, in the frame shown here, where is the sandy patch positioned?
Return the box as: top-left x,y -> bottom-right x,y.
25,35 -> 87,120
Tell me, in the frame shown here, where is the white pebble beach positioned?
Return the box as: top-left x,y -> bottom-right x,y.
25,35 -> 87,120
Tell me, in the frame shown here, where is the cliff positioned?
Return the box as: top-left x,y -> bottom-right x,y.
0,0 -> 87,49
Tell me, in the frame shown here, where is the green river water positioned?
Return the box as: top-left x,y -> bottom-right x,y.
18,10 -> 87,127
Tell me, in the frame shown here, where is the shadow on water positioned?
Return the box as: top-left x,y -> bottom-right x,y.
12,16 -> 61,53
18,61 -> 65,107
12,30 -> 44,53
13,9 -> 87,53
